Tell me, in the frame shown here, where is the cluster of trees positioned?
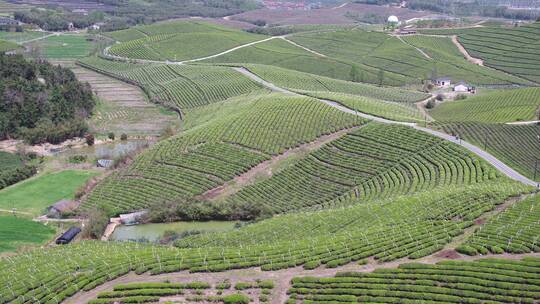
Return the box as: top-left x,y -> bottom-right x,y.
0,54 -> 95,144
14,9 -> 105,31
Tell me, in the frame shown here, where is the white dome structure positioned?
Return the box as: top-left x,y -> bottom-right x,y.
387,15 -> 399,24
388,15 -> 399,23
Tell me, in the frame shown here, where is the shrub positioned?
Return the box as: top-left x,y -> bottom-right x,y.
455,94 -> 467,100
120,133 -> 128,141
303,260 -> 321,270
456,245 -> 478,256
222,293 -> 250,304
85,133 -> 95,146
425,99 -> 436,109
107,132 -> 115,140
68,155 -> 87,164
436,94 -> 444,101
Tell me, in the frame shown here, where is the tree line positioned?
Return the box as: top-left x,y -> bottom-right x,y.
0,54 -> 95,144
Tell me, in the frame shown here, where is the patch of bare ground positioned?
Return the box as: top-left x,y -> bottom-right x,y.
70,66 -> 179,137
199,127 -> 358,201
451,35 -> 484,66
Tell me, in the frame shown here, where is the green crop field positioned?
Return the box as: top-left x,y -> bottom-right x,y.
0,39 -> 20,52
285,29 -> 530,86
301,91 -> 426,122
82,92 -> 364,215
0,182 -> 532,303
431,87 -> 540,123
221,123 -> 501,214
106,21 -> 264,62
78,57 -> 264,112
288,258 -> 540,303
421,22 -> 540,83
245,64 -> 430,103
0,216 -> 55,253
29,34 -> 95,59
459,194 -> 540,256
435,122 -> 540,181
0,170 -> 99,216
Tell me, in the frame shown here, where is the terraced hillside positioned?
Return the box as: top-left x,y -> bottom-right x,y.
431,87 -> 540,123
106,21 -> 264,62
203,37 -> 411,86
78,57 -> 264,113
82,92 -> 365,215
244,64 -> 430,103
459,194 -> 540,255
0,182 -> 533,304
421,22 -> 540,84
221,123 -> 501,214
435,122 -> 540,181
284,29 -> 530,86
70,65 -> 178,136
458,23 -> 540,83
288,258 -> 540,303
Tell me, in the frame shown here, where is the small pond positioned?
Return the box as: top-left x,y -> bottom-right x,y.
110,221 -> 238,242
56,139 -> 154,159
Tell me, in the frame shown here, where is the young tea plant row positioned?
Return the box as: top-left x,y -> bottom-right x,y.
88,280 -> 273,304
287,258 -> 540,303
222,123 -> 501,214
0,182 -> 531,304
458,194 -> 540,256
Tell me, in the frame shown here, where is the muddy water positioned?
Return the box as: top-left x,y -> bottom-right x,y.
110,221 -> 238,242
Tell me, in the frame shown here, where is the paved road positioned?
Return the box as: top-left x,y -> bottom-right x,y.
236,67 -> 538,188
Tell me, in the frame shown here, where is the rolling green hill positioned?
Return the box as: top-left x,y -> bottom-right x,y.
431,87 -> 540,123
106,21 -> 265,62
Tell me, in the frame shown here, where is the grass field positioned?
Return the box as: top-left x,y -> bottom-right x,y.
29,34 -> 95,59
0,216 -> 55,253
0,31 -> 49,43
0,170 -> 99,216
431,87 -> 540,123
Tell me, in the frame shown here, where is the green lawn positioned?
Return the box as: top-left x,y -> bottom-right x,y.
0,216 -> 55,253
31,34 -> 94,59
0,170 -> 100,215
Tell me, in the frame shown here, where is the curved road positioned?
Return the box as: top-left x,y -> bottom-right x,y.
100,39 -> 538,188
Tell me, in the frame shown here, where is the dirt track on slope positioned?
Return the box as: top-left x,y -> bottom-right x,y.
451,35 -> 484,66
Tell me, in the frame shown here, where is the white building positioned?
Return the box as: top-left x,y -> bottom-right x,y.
453,82 -> 469,92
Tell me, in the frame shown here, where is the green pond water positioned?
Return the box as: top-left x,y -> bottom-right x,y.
110,221 -> 237,242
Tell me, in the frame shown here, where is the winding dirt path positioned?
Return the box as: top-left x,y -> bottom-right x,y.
281,37 -> 328,57
451,35 -> 484,66
396,35 -> 432,60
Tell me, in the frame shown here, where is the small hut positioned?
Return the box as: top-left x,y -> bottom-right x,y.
56,227 -> 81,244
47,200 -> 79,218
434,77 -> 451,88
